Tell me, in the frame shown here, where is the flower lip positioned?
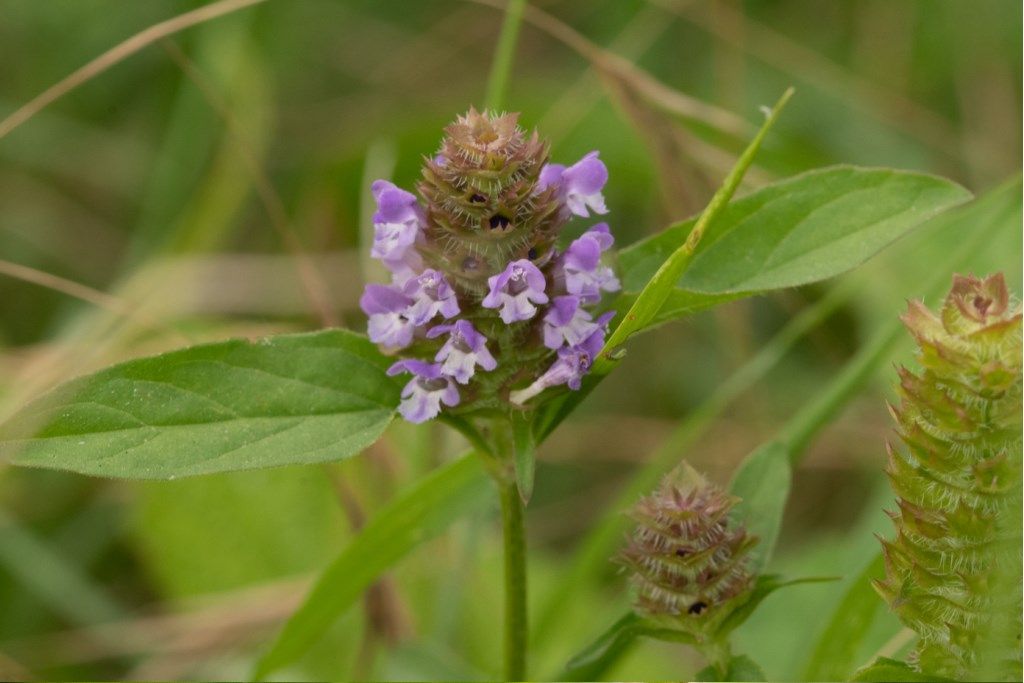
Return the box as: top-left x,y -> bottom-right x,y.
360,283 -> 413,315
543,295 -> 599,350
482,259 -> 550,323
563,223 -> 620,302
562,151 -> 608,195
428,320 -> 498,384
387,359 -> 460,423
403,269 -> 460,325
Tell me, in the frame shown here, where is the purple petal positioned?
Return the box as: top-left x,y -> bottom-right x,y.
537,163 -> 566,191
387,359 -> 440,378
562,152 -> 608,195
547,295 -> 581,326
360,284 -> 412,315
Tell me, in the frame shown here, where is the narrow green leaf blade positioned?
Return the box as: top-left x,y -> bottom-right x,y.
715,574 -> 837,638
512,411 -> 536,504
802,551 -> 887,681
618,166 -> 972,330
591,88 -> 794,376
254,454 -> 491,679
729,441 -> 792,572
557,612 -> 696,682
558,612 -> 644,682
1,329 -> 399,478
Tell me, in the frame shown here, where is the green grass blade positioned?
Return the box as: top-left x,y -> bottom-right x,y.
728,442 -> 791,572
483,0 -> 527,111
0,507 -> 126,626
254,454 -> 491,679
802,551 -> 886,681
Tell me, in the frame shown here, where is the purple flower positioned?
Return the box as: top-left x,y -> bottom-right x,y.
561,151 -> 608,217
427,320 -> 498,384
403,269 -> 460,325
370,180 -> 425,266
509,327 -> 606,405
536,163 -> 565,192
360,284 -> 416,349
482,259 -> 549,323
563,223 -> 621,303
543,295 -> 601,349
387,359 -> 460,423
384,249 -> 424,287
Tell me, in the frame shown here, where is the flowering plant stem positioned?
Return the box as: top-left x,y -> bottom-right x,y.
491,418 -> 528,680
500,476 -> 528,680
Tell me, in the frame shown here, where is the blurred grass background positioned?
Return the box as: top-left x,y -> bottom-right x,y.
0,0 -> 1020,679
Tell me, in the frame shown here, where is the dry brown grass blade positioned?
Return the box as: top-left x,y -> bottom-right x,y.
161,39 -> 339,327
0,259 -> 187,342
600,73 -> 707,216
538,5 -> 672,142
464,0 -> 752,139
1,578 -> 310,669
0,0 -> 270,141
0,650 -> 32,683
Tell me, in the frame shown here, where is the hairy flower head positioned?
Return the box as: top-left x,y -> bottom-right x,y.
360,109 -> 620,422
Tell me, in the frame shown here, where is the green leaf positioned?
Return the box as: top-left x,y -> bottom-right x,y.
694,654 -> 768,682
591,88 -> 793,377
558,612 -> 696,682
851,657 -> 952,682
618,166 -> 972,331
714,574 -> 837,639
559,612 -> 644,682
254,454 -> 491,679
729,441 -> 792,572
1,329 -> 399,479
512,411 -> 536,504
802,551 -> 887,681
134,467 -> 350,598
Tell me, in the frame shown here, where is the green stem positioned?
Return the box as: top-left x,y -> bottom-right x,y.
500,477 -> 528,680
489,417 -> 528,680
484,0 -> 527,111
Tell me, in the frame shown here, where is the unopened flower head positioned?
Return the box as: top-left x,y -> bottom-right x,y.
617,463 -> 758,637
360,108 -> 620,423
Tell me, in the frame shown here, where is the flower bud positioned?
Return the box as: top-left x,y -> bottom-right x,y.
617,463 -> 758,639
875,273 -> 1022,680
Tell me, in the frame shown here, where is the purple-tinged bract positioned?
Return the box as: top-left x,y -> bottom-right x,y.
617,463 -> 758,639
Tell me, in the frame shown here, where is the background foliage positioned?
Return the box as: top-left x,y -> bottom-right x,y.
0,0 -> 1020,680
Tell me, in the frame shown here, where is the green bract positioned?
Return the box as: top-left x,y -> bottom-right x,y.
876,273 -> 1023,680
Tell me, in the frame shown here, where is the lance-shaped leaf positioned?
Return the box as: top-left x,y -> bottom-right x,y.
0,329 -> 399,478
802,551 -> 887,681
617,166 -> 972,330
